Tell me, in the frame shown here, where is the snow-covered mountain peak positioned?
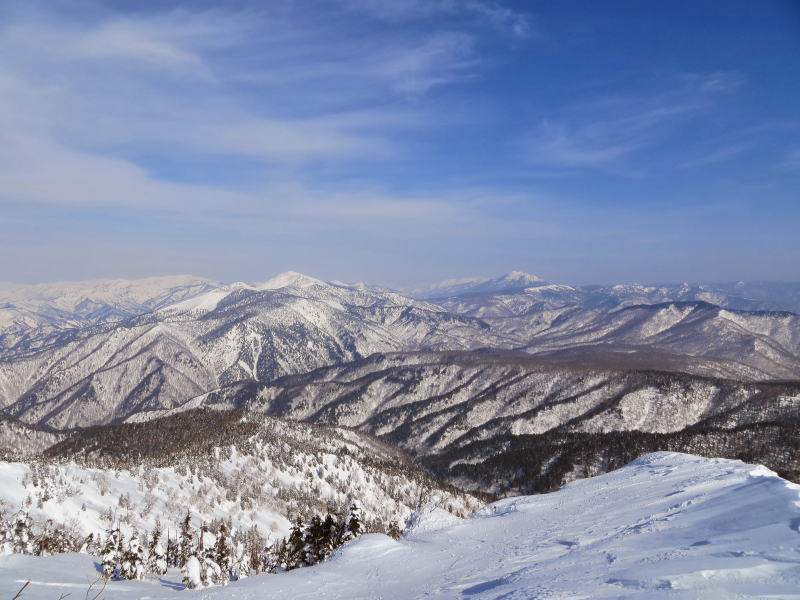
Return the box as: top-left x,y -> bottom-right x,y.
501,270 -> 543,284
410,270 -> 545,299
256,270 -> 327,290
0,274 -> 216,306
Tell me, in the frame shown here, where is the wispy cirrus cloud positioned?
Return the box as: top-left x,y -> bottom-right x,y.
0,1 -> 506,217
0,0 -> 557,272
342,0 -> 532,37
523,72 -> 745,169
778,148 -> 800,172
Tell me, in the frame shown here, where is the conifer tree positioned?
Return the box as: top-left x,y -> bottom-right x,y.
213,523 -> 232,584
79,532 -> 96,554
119,532 -> 146,580
166,532 -> 179,568
243,525 -> 264,574
282,518 -> 306,571
0,516 -> 13,555
320,514 -> 338,559
100,527 -> 123,579
148,524 -> 168,575
340,502 -> 362,543
231,538 -> 251,580
12,512 -> 34,555
304,515 -> 324,565
178,511 -> 193,567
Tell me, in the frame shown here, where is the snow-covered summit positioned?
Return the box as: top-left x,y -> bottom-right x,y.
411,270 -> 545,299
256,270 -> 327,290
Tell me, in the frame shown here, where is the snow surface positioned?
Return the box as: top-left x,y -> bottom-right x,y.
2,453 -> 798,599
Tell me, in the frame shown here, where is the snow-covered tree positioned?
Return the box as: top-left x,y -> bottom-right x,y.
34,519 -> 75,556
119,532 -> 146,580
231,538 -> 251,580
147,524 -> 168,576
182,555 -> 202,590
340,502 -> 363,543
11,512 -> 34,555
281,518 -> 306,571
101,527 -> 123,579
387,521 -> 403,539
178,511 -> 194,567
0,516 -> 13,556
213,523 -> 232,585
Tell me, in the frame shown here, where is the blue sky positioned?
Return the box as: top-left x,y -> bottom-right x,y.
0,0 -> 798,286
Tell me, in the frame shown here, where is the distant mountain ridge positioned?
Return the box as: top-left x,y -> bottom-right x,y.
408,270 -> 545,299
1,271 -> 800,433
0,275 -> 218,350
428,275 -> 800,315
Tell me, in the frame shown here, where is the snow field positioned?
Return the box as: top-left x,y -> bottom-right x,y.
1,452 -> 798,599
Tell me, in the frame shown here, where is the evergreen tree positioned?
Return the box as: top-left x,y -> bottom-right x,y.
320,514 -> 338,559
213,523 -> 232,584
178,511 -> 193,567
11,512 -> 34,555
79,532 -> 96,554
243,525 -> 264,574
340,502 -> 362,543
165,532 -> 179,568
264,538 -> 284,573
0,514 -> 15,556
282,518 -> 306,571
34,519 -> 74,556
231,538 -> 251,580
304,515 -> 325,565
147,524 -> 168,575
100,527 -> 123,579
119,532 -> 146,580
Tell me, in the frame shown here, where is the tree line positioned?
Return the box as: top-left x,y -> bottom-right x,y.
0,502 -> 404,590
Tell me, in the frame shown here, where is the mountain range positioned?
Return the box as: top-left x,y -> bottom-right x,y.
0,270 -> 798,495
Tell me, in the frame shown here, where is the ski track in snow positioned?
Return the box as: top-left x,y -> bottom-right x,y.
2,452 -> 799,599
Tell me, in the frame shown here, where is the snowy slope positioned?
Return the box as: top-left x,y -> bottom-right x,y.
0,414 -> 63,457
151,351 -> 800,452
0,411 -> 479,545
2,452 -> 799,599
517,301 -> 800,380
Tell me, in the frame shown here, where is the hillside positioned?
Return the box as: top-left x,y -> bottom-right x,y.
1,453 -> 798,599
2,274 -> 800,432
0,410 -> 479,545
131,351 -> 800,493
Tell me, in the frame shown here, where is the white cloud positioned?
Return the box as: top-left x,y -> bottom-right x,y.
0,3 -> 491,215
342,0 -> 531,37
524,73 -> 746,169
778,148 -> 800,172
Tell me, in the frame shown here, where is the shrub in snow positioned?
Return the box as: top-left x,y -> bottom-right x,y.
182,555 -> 202,589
